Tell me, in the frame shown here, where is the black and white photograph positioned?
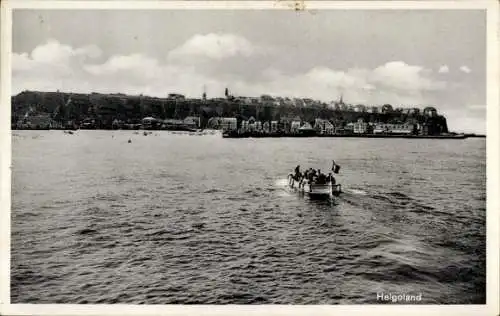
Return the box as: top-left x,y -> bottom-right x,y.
1,0 -> 499,315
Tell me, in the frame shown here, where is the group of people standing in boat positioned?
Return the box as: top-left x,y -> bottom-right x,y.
292,161 -> 339,188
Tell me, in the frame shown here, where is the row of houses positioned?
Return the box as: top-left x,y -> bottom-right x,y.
139,116 -> 200,130
217,117 -> 337,135
15,113 -> 202,130
216,116 -> 425,135
348,119 -> 415,135
161,92 -> 440,117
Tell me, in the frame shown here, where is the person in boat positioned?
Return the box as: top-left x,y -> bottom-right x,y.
308,169 -> 315,184
294,165 -> 303,182
327,172 -> 336,185
317,170 -> 327,184
300,169 -> 309,188
303,168 -> 309,179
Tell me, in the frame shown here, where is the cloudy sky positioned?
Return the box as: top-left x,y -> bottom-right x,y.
12,9 -> 486,133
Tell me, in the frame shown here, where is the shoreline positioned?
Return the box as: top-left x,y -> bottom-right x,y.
10,128 -> 486,139
221,131 -> 481,139
222,134 -> 471,140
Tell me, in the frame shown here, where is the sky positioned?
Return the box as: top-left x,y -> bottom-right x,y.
12,9 -> 487,133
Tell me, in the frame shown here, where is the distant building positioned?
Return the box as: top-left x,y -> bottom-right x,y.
18,114 -> 52,129
303,98 -> 314,106
423,107 -> 438,117
143,117 -> 160,129
409,108 -> 421,116
373,123 -> 386,134
293,98 -> 305,107
354,104 -> 366,113
391,124 -> 413,134
270,121 -> 278,133
167,93 -> 185,101
183,116 -> 200,128
381,104 -> 393,114
163,118 -> 184,129
314,118 -> 334,135
221,117 -> 237,131
206,117 -> 221,129
255,121 -> 262,131
373,123 -> 413,135
299,122 -> 314,131
283,98 -> 294,107
241,120 -> 249,132
263,121 -> 270,133
344,122 -> 355,133
353,118 -> 368,134
112,118 -> 124,129
260,95 -> 274,103
291,120 -> 301,133
245,116 -> 256,132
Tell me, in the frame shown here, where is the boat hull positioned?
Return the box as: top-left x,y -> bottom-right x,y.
305,183 -> 333,196
288,175 -> 341,198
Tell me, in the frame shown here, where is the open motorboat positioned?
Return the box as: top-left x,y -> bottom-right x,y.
287,160 -> 342,198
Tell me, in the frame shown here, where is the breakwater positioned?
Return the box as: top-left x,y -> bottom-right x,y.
222,133 -> 469,139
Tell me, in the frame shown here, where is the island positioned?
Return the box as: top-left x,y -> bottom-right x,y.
11,89 -> 479,139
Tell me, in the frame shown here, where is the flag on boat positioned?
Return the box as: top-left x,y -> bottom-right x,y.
332,160 -> 341,174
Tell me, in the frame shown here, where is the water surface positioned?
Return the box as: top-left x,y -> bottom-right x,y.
11,130 -> 486,304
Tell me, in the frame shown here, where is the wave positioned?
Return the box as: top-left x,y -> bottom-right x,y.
274,178 -> 290,187
347,188 -> 368,195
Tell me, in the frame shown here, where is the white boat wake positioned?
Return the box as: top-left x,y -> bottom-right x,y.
347,188 -> 368,195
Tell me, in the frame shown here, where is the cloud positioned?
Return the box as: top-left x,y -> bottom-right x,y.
438,65 -> 449,73
369,61 -> 445,91
13,39 -> 447,106
460,65 -> 472,73
12,39 -> 103,92
24,39 -> 101,65
84,54 -> 161,78
226,62 -> 446,106
14,40 -> 486,132
167,33 -> 261,62
12,39 -> 102,75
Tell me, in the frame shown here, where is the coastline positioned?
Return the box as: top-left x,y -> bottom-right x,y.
10,128 -> 486,140
221,131 -> 479,140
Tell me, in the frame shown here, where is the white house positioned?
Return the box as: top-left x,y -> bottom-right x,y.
270,121 -> 279,132
314,118 -> 335,135
373,123 -> 413,134
221,117 -> 237,131
183,116 -> 200,128
263,121 -> 270,133
353,118 -> 368,134
290,121 -> 301,133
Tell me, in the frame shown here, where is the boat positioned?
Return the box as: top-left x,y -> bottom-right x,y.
288,161 -> 342,198
288,174 -> 342,198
